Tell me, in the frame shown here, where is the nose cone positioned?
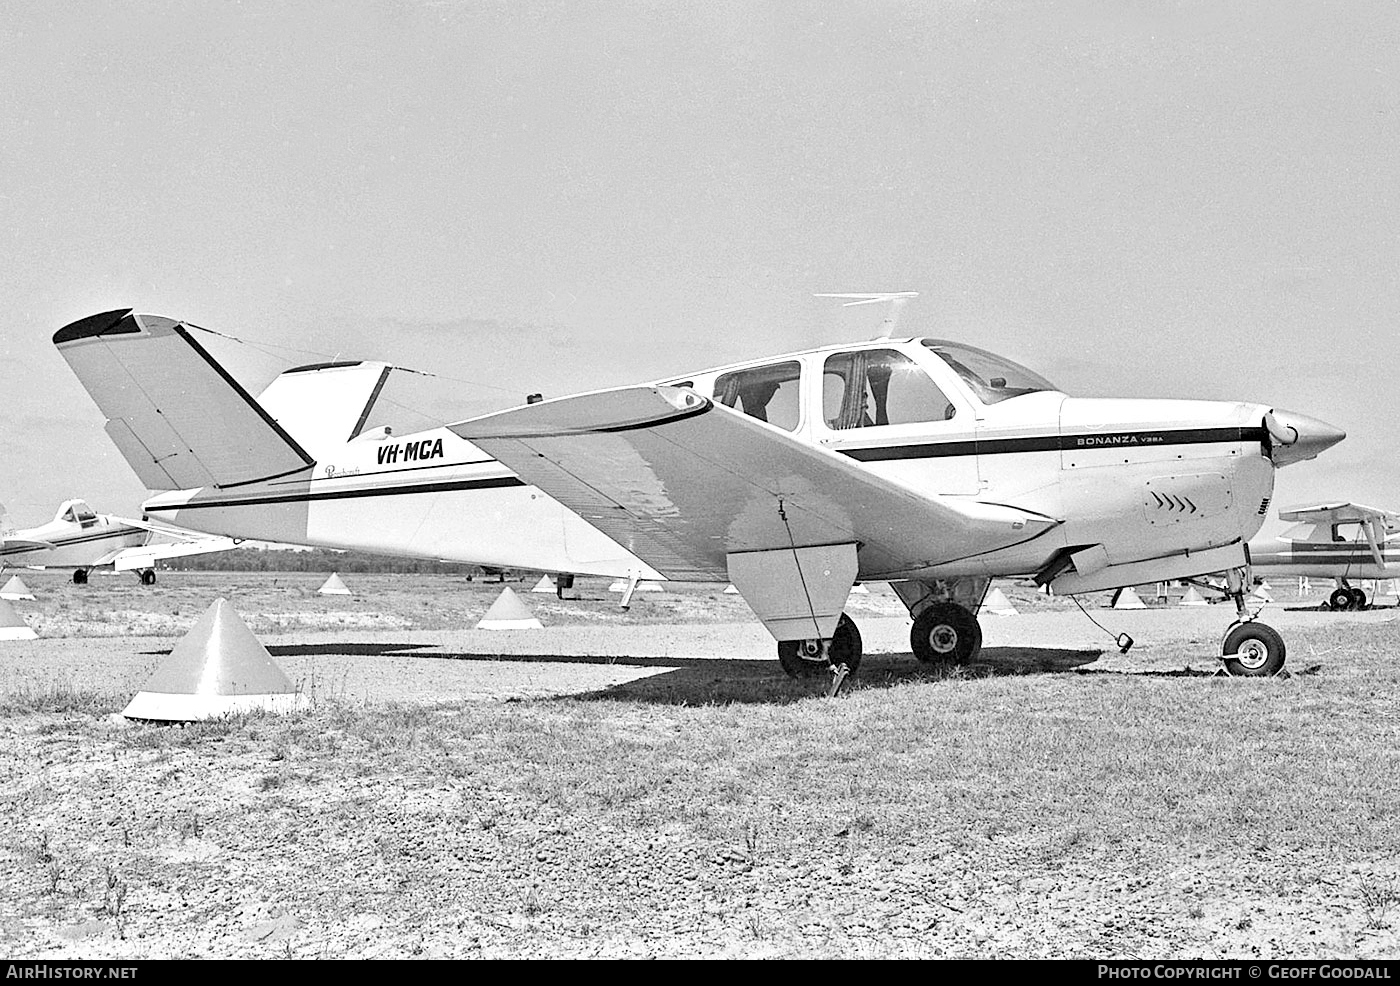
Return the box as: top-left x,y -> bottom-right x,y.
1266,408 -> 1346,467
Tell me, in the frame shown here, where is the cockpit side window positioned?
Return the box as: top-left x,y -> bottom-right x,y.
822,349 -> 955,430
64,505 -> 98,528
920,340 -> 1058,404
713,361 -> 802,431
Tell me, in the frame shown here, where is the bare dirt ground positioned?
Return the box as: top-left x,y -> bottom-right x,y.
2,571 -> 1399,959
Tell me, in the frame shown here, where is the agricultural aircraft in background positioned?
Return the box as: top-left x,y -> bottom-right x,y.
1,498 -> 238,584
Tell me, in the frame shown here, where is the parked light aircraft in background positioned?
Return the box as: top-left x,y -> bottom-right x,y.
0,498 -> 238,584
1247,502 -> 1400,611
56,309 -> 1345,677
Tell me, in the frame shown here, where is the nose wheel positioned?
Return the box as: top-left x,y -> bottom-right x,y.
777,613 -> 863,679
1221,622 -> 1286,677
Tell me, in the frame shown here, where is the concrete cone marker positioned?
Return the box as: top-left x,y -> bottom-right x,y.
980,587 -> 1019,616
122,598 -> 309,721
476,587 -> 543,629
0,598 -> 36,640
318,573 -> 352,596
531,575 -> 555,593
1179,586 -> 1208,606
1112,586 -> 1147,610
849,583 -> 870,594
1250,584 -> 1274,603
723,584 -> 740,594
1,576 -> 35,601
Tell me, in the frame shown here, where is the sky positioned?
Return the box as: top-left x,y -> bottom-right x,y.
1,1 -> 1396,536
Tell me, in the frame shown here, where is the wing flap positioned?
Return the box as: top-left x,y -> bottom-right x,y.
452,386 -> 1060,580
55,310 -> 315,490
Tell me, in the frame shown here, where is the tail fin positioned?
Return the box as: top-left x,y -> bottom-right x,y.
54,310 -> 315,491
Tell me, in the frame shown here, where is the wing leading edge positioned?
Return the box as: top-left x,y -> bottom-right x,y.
452,386 -> 1061,581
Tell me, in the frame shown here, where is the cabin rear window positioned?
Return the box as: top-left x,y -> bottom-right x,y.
713,361 -> 802,431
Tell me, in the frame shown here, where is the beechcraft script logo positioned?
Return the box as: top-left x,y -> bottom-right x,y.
376,438 -> 445,466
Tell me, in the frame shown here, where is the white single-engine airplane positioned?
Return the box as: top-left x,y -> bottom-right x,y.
0,498 -> 238,584
1247,502 -> 1400,611
55,309 -> 1345,677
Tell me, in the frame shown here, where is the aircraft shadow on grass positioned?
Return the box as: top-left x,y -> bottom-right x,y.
135,641 -> 1271,705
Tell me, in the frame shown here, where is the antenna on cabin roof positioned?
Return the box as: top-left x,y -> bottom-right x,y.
814,291 -> 919,340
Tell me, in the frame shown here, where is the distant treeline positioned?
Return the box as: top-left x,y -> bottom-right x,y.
160,545 -> 520,577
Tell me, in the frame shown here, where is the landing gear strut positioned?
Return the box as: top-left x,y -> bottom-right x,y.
777,613 -> 862,679
1328,580 -> 1367,611
1220,566 -> 1286,676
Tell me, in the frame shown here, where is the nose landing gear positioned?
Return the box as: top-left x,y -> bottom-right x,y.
1220,566 -> 1286,676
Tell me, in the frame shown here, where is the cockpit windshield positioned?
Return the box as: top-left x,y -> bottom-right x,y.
920,340 -> 1059,404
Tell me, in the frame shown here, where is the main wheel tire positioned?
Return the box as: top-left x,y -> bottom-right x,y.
1349,587 -> 1368,611
910,602 -> 982,666
1329,587 -> 1353,611
72,569 -> 88,585
139,570 -> 157,586
777,613 -> 863,679
1222,623 -> 1286,677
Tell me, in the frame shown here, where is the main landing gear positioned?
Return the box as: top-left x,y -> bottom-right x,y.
1220,566 -> 1286,676
138,569 -> 157,586
1327,579 -> 1367,611
909,602 -> 982,666
777,613 -> 863,679
72,569 -> 88,585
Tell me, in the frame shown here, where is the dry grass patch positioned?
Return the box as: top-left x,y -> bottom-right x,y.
2,620 -> 1400,958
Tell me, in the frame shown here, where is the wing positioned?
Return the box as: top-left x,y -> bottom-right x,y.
110,523 -> 240,572
451,386 -> 1060,581
1277,502 -> 1399,526
1278,501 -> 1400,568
54,310 -> 315,490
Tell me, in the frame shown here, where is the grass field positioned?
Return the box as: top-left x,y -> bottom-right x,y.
0,571 -> 1398,958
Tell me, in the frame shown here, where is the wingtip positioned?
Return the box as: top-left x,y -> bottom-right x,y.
53,309 -> 137,346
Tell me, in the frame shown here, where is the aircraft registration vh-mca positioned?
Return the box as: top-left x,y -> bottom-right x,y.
55,307 -> 1345,678
0,498 -> 238,584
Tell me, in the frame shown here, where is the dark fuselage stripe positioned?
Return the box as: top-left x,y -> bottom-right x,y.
0,527 -> 138,556
839,427 -> 1267,462
144,476 -> 527,513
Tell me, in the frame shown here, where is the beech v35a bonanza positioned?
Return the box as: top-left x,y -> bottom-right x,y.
55,309 -> 1345,678
1248,502 -> 1400,611
0,498 -> 237,584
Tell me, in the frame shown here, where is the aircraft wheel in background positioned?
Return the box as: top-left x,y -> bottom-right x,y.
910,602 -> 982,666
72,569 -> 88,585
1349,587 -> 1368,611
1222,623 -> 1286,677
778,613 -> 862,679
139,569 -> 157,586
1328,587 -> 1352,611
